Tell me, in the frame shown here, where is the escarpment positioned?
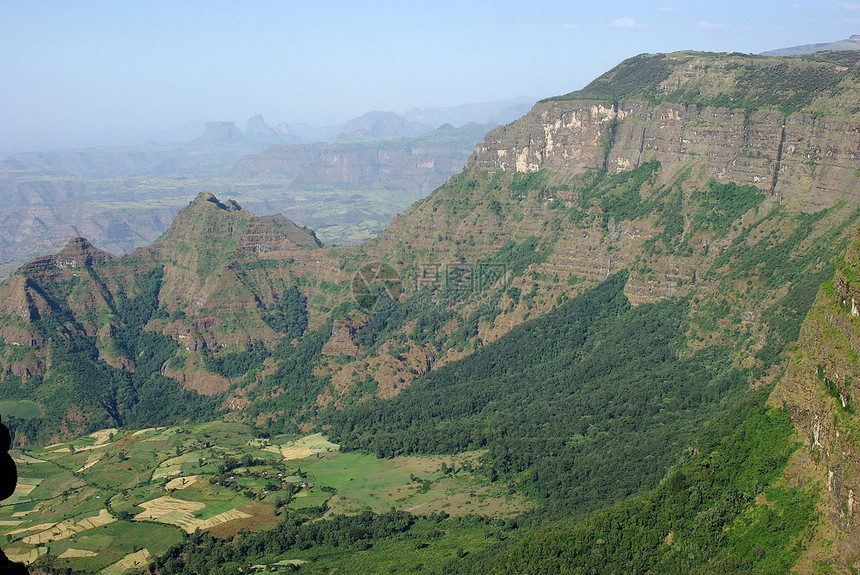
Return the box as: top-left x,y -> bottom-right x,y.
4,50 -> 860,448
470,52 -> 860,213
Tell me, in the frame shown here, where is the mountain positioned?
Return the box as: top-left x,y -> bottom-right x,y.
336,111 -> 433,141
4,49 -> 860,572
762,34 -> 860,56
404,96 -> 537,128
0,120 -> 491,281
0,193 -> 328,442
5,48 -> 860,452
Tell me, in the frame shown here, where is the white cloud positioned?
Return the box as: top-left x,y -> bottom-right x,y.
840,17 -> 860,22
610,17 -> 638,29
838,2 -> 860,8
563,23 -> 581,30
697,21 -> 731,30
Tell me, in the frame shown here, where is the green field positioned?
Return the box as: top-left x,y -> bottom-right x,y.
1,422 -> 524,573
0,400 -> 43,419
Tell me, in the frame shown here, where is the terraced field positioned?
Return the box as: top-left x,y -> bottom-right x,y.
0,422 -> 525,573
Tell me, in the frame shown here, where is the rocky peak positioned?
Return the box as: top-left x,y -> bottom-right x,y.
187,191 -> 240,212
202,121 -> 242,140
19,236 -> 111,274
245,115 -> 269,135
151,192 -> 322,275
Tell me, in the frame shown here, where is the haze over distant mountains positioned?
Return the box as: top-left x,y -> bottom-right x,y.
0,96 -> 535,157
0,96 -> 535,281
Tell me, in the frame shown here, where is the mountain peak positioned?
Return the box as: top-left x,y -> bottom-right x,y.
193,190 -> 218,203
150,193 -> 322,276
19,236 -> 112,274
189,191 -> 241,212
761,34 -> 860,56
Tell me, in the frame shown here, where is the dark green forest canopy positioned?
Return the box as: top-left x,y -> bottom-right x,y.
327,272 -> 755,518
472,395 -> 815,575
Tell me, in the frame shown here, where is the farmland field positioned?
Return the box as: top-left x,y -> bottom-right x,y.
1,422 -> 527,573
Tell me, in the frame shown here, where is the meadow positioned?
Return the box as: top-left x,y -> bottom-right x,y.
1,422 -> 525,573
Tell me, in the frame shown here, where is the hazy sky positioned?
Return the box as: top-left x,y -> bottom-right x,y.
2,1 -> 859,150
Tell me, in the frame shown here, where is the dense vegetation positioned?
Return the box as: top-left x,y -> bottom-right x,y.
202,340 -> 269,380
149,509 -> 418,574
243,308 -> 341,433
328,272 -> 753,518
690,181 -> 767,237
471,394 -> 816,574
262,284 -> 308,339
3,268 -> 219,443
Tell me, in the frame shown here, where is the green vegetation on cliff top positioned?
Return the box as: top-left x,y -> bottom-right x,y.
548,51 -> 860,116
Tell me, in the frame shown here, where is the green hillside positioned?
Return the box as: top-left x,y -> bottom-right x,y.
4,50 -> 860,572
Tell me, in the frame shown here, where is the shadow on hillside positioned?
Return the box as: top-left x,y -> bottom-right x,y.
0,417 -> 28,574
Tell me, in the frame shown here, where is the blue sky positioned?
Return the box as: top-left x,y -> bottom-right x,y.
2,1 -> 859,150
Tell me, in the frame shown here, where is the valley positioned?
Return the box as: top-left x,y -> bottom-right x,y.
0,119 -> 500,281
4,49 -> 860,573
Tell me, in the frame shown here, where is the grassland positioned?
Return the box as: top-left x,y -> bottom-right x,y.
0,422 -> 526,573
0,400 -> 43,420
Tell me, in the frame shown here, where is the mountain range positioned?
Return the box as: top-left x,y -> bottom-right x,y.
3,50 -> 860,572
0,98 -> 536,282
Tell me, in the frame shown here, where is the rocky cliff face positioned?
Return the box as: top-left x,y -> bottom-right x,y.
18,237 -> 111,273
469,52 -> 860,213
346,51 -> 860,397
770,232 -> 860,572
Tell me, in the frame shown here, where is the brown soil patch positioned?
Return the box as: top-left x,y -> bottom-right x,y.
165,354 -> 230,395
206,501 -> 278,538
165,475 -> 200,491
58,548 -> 98,558
263,433 -> 338,461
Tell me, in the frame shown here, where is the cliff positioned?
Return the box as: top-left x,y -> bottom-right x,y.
228,122 -> 492,194
18,237 -> 111,273
770,231 -> 860,571
469,52 -> 860,212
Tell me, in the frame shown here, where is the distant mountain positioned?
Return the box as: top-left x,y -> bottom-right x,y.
335,111 -> 433,141
0,118 -> 496,279
404,96 -> 536,128
223,122 -> 496,245
761,34 -> 860,56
